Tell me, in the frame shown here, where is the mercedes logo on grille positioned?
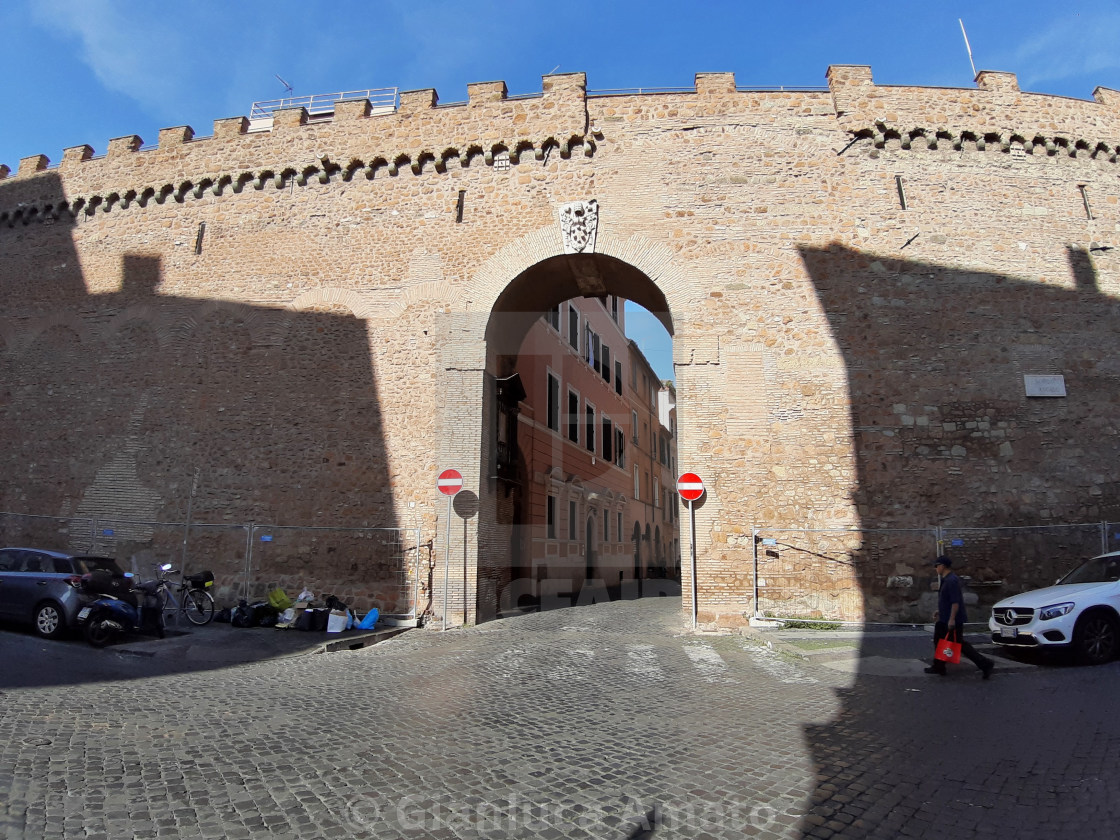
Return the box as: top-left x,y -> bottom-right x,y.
1004,608 -> 1017,623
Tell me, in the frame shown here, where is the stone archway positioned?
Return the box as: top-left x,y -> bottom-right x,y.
435,220 -> 703,625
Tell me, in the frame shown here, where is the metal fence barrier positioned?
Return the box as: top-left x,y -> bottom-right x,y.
0,511 -> 424,619
7,510 -> 1118,623
751,522 -> 1120,623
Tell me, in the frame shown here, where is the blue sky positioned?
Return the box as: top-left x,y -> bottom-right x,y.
625,303 -> 675,383
4,0 -> 1119,381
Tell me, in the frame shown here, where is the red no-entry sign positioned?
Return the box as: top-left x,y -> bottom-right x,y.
437,469 -> 463,496
677,472 -> 705,502
678,471 -> 704,630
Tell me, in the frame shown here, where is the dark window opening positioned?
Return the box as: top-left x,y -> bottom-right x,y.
547,373 -> 560,432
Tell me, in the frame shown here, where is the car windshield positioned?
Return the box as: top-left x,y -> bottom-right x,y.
1058,555 -> 1120,585
73,556 -> 125,576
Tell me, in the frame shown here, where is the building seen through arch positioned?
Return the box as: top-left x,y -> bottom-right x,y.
493,293 -> 679,614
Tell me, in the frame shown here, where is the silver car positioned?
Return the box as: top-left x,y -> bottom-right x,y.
0,548 -> 126,639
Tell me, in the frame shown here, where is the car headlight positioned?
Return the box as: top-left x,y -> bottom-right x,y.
1039,602 -> 1075,621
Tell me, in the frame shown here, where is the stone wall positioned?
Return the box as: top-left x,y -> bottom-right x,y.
2,66 -> 1118,625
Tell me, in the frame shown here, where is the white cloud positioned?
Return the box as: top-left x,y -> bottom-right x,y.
1007,10 -> 1120,88
31,0 -> 192,116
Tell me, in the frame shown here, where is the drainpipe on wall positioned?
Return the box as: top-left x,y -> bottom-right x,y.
752,528 -> 761,619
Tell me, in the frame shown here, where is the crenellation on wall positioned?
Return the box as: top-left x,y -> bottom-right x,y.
975,70 -> 1020,93
825,64 -> 875,115
60,144 -> 94,171
272,106 -> 309,131
467,81 -> 508,104
0,74 -> 593,225
17,154 -> 49,177
158,125 -> 195,148
334,97 -> 372,120
1094,86 -> 1120,109
107,135 -> 143,157
213,116 -> 250,139
399,88 -> 439,112
827,64 -> 1120,154
695,72 -> 736,96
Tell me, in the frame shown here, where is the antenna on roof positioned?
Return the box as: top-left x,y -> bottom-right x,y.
547,65 -> 560,76
275,74 -> 294,95
958,19 -> 978,81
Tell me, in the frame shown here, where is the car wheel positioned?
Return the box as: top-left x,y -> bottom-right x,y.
33,601 -> 67,640
1074,611 -> 1120,666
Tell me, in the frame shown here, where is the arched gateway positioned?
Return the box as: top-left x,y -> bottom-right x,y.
3,66 -> 1120,629
433,221 -> 700,624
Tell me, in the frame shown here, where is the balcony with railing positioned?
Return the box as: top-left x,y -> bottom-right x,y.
247,88 -> 399,132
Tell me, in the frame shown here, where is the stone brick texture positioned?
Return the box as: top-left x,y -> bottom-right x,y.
2,66 -> 1118,626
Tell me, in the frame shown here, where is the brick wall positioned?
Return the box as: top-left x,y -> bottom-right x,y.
2,66 -> 1118,626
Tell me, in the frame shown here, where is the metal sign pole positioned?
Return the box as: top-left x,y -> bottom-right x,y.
443,492 -> 452,631
689,498 -> 697,630
462,517 -> 468,627
413,525 -> 421,620
435,468 -> 464,631
180,469 -> 199,574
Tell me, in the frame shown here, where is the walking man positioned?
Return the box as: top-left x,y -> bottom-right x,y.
926,556 -> 994,678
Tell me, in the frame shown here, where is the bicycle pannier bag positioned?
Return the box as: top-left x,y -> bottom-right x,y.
187,570 -> 214,589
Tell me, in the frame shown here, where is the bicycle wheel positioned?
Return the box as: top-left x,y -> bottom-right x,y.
161,589 -> 179,623
182,588 -> 215,625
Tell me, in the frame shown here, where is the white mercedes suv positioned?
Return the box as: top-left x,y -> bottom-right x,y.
990,550 -> 1120,665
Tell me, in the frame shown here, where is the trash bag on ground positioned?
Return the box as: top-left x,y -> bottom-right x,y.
231,600 -> 255,628
267,588 -> 293,611
356,608 -> 379,631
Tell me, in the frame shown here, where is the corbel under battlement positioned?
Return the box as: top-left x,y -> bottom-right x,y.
2,66 -> 1120,226
0,72 -> 590,189
825,64 -> 1120,146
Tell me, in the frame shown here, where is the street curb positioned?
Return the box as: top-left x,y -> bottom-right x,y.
736,626 -> 812,661
319,627 -> 408,653
111,625 -> 410,663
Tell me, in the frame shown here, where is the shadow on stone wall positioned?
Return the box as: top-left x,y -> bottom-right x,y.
0,173 -> 401,686
794,242 -> 1120,836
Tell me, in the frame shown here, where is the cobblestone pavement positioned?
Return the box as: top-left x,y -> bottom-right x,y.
2,597 -> 1118,839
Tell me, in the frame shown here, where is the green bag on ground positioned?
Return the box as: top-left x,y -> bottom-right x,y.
267,588 -> 293,611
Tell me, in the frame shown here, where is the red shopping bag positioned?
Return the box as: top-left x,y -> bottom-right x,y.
934,631 -> 962,664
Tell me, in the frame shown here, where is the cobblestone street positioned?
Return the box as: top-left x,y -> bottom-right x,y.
2,597 -> 1118,839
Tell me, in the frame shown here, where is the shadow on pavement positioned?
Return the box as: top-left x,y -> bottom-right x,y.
0,621 -> 401,689
793,243 -> 1120,837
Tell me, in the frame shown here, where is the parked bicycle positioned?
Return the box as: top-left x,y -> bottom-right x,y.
159,564 -> 216,625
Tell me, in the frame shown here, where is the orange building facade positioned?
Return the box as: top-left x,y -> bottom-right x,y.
494,295 -> 679,608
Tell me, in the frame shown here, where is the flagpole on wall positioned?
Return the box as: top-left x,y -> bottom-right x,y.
959,19 -> 978,80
